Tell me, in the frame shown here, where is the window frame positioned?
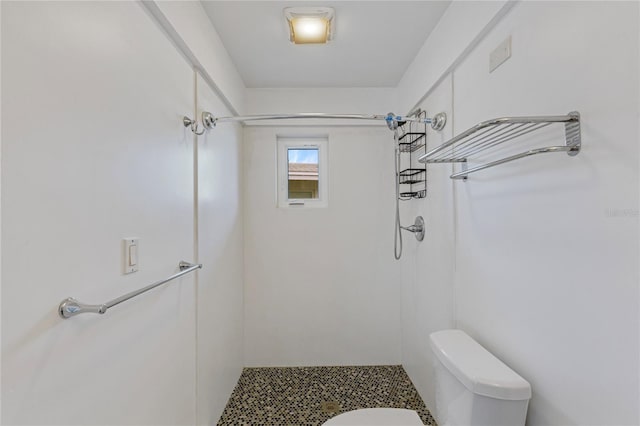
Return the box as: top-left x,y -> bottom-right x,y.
277,137 -> 328,208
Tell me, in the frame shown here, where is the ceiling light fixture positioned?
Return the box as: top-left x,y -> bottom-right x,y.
284,7 -> 335,45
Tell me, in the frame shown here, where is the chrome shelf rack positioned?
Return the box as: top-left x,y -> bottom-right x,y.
418,112 -> 581,180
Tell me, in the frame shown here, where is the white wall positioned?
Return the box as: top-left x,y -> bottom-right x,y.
397,0 -> 512,113
1,2 -> 195,424
402,2 -> 640,425
133,4 -> 248,421
195,72 -> 244,425
245,87 -> 397,126
0,3 -> 3,419
1,2 -> 246,425
453,2 -> 639,424
145,0 -> 246,114
243,125 -> 401,366
399,74 -> 456,413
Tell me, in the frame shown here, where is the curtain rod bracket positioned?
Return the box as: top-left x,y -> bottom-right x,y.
202,111 -> 217,130
183,116 -> 205,135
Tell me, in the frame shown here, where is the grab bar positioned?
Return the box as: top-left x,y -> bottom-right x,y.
58,261 -> 202,319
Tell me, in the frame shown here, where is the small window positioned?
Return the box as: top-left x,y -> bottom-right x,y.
277,137 -> 328,208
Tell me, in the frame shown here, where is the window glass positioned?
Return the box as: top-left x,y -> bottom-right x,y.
277,137 -> 328,208
287,148 -> 319,199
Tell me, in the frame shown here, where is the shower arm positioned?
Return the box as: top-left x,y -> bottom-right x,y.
188,111 -> 447,132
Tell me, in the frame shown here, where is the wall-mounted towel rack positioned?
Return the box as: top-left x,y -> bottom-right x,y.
58,261 -> 202,319
418,112 -> 581,180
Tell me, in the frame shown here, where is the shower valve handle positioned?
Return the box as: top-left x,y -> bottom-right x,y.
400,216 -> 425,242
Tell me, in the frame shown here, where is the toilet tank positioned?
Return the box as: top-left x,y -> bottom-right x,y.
429,330 -> 531,426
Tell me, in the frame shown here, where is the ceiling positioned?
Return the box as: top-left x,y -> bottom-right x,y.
201,1 -> 451,88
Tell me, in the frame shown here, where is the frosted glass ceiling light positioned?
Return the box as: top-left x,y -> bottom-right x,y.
284,7 -> 335,44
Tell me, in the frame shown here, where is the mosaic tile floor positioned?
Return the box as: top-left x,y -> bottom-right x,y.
217,365 -> 436,426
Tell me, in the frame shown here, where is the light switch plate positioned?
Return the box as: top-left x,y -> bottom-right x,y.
490,36 -> 512,73
123,238 -> 139,274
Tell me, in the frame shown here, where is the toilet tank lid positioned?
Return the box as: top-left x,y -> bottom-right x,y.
430,329 -> 531,401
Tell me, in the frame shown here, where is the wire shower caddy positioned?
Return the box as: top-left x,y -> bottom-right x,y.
398,112 -> 428,200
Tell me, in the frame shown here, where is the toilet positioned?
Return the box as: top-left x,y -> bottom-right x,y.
430,329 -> 531,426
324,329 -> 531,426
322,408 -> 422,425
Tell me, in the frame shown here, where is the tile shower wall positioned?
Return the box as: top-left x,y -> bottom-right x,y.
401,2 -> 639,425
243,125 -> 401,367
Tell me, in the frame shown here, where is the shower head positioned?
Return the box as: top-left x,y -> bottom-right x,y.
385,113 -> 406,130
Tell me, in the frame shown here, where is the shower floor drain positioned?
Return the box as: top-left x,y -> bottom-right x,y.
321,401 -> 341,414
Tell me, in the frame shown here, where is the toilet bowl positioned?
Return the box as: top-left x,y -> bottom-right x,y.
322,408 -> 422,425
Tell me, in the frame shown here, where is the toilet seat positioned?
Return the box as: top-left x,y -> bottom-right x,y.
322,408 -> 422,425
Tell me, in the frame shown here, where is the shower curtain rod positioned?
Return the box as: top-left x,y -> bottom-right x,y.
183,111 -> 447,133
